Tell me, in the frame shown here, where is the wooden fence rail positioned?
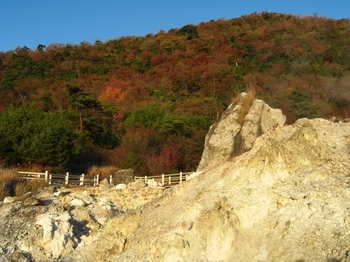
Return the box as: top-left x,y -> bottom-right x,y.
134,171 -> 193,187
18,171 -> 100,186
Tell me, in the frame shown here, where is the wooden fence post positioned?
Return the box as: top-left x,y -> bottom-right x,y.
179,172 -> 182,184
162,174 -> 164,185
65,172 -> 69,185
45,171 -> 48,183
145,176 -> 147,183
80,173 -> 85,186
96,174 -> 99,186
109,175 -> 113,184
49,174 -> 52,185
169,175 -> 171,185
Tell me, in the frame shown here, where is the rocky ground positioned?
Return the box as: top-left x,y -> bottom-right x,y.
1,95 -> 350,261
0,179 -> 164,262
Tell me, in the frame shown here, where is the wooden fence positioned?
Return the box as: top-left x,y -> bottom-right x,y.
18,171 -> 101,186
18,171 -> 193,187
134,171 -> 193,187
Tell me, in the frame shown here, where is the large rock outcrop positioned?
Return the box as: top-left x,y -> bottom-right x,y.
65,118 -> 350,261
197,92 -> 286,171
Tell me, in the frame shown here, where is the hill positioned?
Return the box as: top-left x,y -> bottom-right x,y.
0,12 -> 350,174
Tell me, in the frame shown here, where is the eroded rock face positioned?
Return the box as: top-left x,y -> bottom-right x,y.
36,212 -> 75,259
196,93 -> 245,172
197,92 -> 286,171
66,118 -> 350,262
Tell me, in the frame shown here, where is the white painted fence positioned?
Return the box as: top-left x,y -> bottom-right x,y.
18,171 -> 193,187
134,171 -> 193,187
18,171 -> 101,186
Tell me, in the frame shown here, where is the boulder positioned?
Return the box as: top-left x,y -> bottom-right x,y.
146,180 -> 158,188
128,179 -> 146,190
23,196 -> 40,207
116,184 -> 127,190
112,169 -> 135,185
99,178 -> 113,190
71,198 -> 86,207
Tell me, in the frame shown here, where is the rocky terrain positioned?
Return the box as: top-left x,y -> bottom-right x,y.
1,94 -> 350,261
0,179 -> 164,262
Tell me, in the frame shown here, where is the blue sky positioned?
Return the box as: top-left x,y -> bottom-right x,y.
0,0 -> 349,52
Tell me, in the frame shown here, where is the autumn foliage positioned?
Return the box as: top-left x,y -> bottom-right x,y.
0,12 -> 350,174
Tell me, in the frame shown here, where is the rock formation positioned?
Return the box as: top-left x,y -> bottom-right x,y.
197,92 -> 286,171
1,97 -> 350,261
65,118 -> 350,262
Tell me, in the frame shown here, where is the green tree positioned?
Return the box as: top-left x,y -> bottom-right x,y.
177,24 -> 199,39
288,90 -> 320,118
0,105 -> 77,167
66,84 -> 117,149
123,103 -> 164,131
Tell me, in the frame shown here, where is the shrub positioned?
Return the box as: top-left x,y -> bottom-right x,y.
288,90 -> 320,118
0,167 -> 18,201
16,179 -> 47,196
0,167 -> 47,200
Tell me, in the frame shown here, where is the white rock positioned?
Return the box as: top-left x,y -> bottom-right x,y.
71,198 -> 85,207
36,212 -> 74,259
116,183 -> 127,189
146,180 -> 158,188
128,179 -> 146,189
3,196 -> 18,203
53,190 -> 61,197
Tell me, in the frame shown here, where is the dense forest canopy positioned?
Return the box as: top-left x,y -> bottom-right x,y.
0,12 -> 350,173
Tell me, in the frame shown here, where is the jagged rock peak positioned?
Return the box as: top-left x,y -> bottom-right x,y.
197,92 -> 286,171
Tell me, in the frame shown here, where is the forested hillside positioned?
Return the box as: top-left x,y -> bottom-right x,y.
0,12 -> 349,174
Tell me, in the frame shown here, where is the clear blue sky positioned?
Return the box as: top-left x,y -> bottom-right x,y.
0,0 -> 349,52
